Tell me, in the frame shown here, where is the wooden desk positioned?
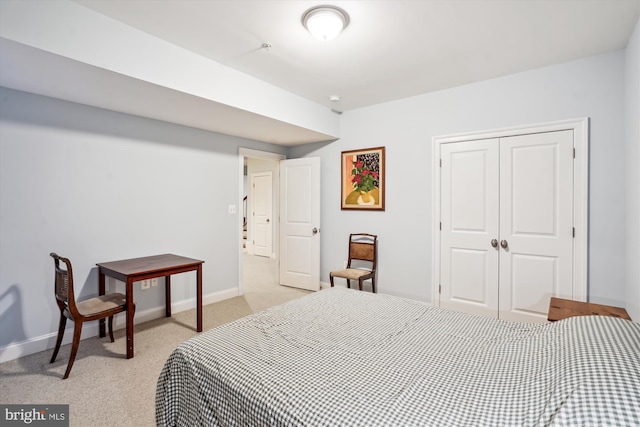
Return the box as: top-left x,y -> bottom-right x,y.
97,254 -> 204,358
548,297 -> 631,322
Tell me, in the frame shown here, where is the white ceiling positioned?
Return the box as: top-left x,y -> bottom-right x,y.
75,0 -> 639,112
1,1 -> 638,145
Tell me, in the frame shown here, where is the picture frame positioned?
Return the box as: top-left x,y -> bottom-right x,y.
341,146 -> 385,210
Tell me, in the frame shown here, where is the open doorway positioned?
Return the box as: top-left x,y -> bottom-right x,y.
238,148 -> 285,296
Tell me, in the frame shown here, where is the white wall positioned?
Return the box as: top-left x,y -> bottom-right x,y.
0,87 -> 286,361
625,18 -> 640,321
292,50 -> 628,306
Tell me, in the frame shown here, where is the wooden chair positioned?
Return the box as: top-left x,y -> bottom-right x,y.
50,253 -> 130,379
330,233 -> 378,293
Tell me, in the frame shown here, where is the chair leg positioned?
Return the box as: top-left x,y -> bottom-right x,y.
330,275 -> 334,287
358,279 -> 363,291
108,316 -> 115,342
346,279 -> 351,289
63,321 -> 83,380
371,278 -> 376,293
50,314 -> 67,364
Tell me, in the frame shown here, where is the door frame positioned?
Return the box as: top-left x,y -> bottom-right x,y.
431,117 -> 589,306
238,148 -> 286,296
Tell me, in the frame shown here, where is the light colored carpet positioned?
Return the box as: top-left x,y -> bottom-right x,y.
0,254 -> 311,426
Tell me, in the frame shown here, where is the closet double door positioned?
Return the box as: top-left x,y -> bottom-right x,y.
439,130 -> 574,322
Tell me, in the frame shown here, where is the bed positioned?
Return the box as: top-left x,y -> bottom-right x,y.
156,287 -> 640,426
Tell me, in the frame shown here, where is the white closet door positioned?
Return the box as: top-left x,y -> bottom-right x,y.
440,139 -> 500,318
498,130 -> 574,322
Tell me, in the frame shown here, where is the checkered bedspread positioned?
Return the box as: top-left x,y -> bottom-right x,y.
155,287 -> 640,426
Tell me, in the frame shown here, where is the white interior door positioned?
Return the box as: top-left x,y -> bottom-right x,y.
279,157 -> 321,291
251,171 -> 272,258
498,130 -> 574,322
440,139 -> 500,318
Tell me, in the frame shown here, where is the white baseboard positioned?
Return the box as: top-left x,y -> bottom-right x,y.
0,287 -> 239,364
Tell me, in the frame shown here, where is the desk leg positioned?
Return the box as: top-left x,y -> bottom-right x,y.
126,278 -> 134,359
197,265 -> 203,332
98,271 -> 106,338
165,275 -> 171,318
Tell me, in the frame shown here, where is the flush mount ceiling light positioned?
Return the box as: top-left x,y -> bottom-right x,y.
302,5 -> 350,41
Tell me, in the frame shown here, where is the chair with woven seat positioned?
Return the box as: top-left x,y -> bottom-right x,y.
330,233 -> 378,293
50,253 -> 130,379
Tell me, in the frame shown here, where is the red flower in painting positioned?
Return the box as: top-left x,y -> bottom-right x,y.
351,160 -> 377,193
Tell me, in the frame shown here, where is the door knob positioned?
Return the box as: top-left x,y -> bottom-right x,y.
491,239 -> 498,248
312,227 -> 318,235
266,218 -> 270,223
500,240 -> 508,249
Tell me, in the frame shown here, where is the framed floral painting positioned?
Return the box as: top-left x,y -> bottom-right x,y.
341,146 -> 385,210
